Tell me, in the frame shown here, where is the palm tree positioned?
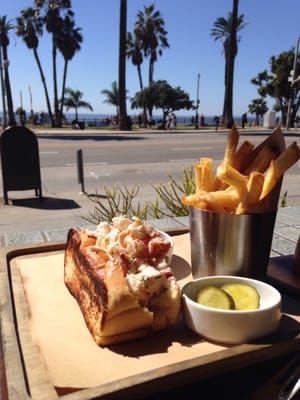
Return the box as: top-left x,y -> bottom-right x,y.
126,30 -> 148,125
56,15 -> 82,124
135,4 -> 169,85
118,0 -> 129,130
101,81 -> 120,116
211,0 -> 246,127
126,31 -> 143,90
16,7 -> 54,126
63,88 -> 93,122
0,15 -> 16,126
133,4 -> 169,118
34,0 -> 74,127
248,98 -> 268,126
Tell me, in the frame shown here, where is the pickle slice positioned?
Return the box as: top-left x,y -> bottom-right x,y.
221,283 -> 260,310
196,286 -> 234,310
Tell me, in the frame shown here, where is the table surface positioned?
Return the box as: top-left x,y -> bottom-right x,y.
0,206 -> 299,400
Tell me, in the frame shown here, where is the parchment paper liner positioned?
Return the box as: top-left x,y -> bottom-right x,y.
14,235 -> 226,390
244,126 -> 285,214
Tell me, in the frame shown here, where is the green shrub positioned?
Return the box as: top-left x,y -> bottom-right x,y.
83,167 -> 194,224
83,185 -> 148,224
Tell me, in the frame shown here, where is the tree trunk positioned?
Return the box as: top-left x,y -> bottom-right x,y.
33,48 -> 54,126
222,42 -> 229,119
60,60 -> 68,124
137,64 -> 147,127
118,0 -> 129,130
148,58 -> 154,119
2,45 -> 16,126
137,64 -> 143,91
0,49 -> 7,127
256,113 -> 259,125
52,38 -> 60,127
223,0 -> 238,129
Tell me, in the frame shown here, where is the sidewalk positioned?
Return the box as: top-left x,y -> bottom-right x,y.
0,185 -> 191,246
0,190 -> 93,246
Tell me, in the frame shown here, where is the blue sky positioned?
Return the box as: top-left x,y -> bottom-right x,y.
1,0 -> 300,119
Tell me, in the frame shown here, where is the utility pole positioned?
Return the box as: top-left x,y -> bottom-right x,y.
29,85 -> 33,118
194,73 -> 200,129
20,90 -> 23,109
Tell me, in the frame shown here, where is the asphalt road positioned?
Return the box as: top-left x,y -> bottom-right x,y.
35,130 -> 300,199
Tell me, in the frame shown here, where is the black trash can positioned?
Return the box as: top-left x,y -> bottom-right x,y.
0,126 -> 43,204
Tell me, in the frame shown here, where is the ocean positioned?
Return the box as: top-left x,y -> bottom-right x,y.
0,111 -> 257,127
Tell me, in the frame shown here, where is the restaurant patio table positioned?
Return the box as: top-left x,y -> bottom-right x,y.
0,206 -> 299,399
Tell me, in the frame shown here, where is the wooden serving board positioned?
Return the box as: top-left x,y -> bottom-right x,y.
0,232 -> 300,400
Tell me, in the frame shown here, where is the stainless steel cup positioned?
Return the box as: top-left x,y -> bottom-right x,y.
189,206 -> 277,280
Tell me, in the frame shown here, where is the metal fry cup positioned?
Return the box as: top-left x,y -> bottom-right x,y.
189,206 -> 277,280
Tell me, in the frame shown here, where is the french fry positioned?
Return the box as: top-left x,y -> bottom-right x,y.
194,157 -> 214,192
181,190 -> 207,206
260,141 -> 300,199
217,164 -> 248,199
222,125 -> 240,167
217,125 -> 240,190
273,141 -> 300,172
181,126 -> 299,215
259,160 -> 278,201
194,164 -> 202,191
182,188 -> 239,213
236,171 -> 264,214
233,140 -> 254,172
243,145 -> 279,175
211,176 -> 225,191
205,189 -> 240,213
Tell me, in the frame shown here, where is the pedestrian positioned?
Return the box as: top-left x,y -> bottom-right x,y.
165,112 -> 172,131
214,115 -> 220,131
170,112 -> 176,131
200,114 -> 205,127
241,113 -> 248,129
137,114 -> 142,128
127,115 -> 133,130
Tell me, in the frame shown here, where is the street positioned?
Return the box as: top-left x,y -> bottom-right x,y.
36,130 -> 300,200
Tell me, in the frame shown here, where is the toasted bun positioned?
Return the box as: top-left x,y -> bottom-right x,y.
64,228 -> 180,346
